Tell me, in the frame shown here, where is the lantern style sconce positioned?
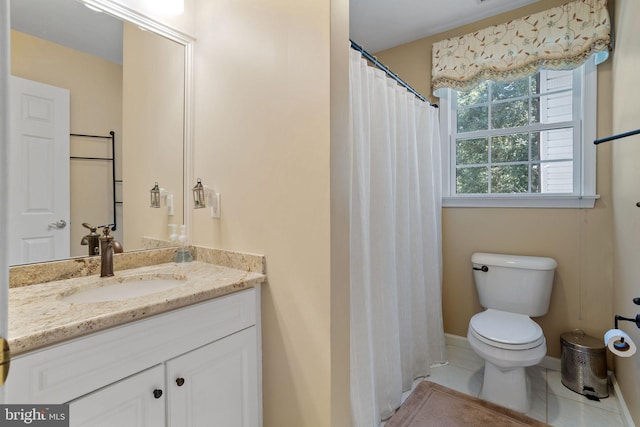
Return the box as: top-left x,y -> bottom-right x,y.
192,178 -> 206,209
150,182 -> 174,215
192,178 -> 221,218
150,182 -> 161,208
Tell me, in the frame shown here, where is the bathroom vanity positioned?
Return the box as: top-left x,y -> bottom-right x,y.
5,248 -> 266,426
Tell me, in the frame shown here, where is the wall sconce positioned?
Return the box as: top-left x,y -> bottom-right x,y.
192,178 -> 220,218
150,182 -> 161,208
150,182 -> 174,215
192,178 -> 206,209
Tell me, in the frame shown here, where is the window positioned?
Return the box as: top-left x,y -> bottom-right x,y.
439,58 -> 598,208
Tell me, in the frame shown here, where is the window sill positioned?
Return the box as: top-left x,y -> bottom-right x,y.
442,194 -> 600,209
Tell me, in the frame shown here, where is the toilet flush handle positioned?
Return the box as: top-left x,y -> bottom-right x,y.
473,265 -> 489,272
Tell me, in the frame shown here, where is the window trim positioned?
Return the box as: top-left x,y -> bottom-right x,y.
439,57 -> 599,209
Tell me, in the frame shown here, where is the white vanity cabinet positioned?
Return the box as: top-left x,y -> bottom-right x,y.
5,288 -> 262,427
166,326 -> 259,426
69,365 -> 166,427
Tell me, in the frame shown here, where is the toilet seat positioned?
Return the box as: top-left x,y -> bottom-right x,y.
469,309 -> 544,350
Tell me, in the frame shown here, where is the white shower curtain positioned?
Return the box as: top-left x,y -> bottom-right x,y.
349,49 -> 447,427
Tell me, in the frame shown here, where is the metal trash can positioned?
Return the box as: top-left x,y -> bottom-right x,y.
560,330 -> 608,399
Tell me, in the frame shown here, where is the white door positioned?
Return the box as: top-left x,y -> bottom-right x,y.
68,364 -> 166,427
9,76 -> 70,265
166,326 -> 259,427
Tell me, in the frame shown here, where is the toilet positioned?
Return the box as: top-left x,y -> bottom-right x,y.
467,252 -> 557,413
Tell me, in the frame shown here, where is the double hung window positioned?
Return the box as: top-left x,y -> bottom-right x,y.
439,59 -> 598,208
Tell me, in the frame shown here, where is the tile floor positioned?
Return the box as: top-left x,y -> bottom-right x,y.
423,341 -> 628,426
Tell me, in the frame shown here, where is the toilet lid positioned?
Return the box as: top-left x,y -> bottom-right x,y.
470,309 -> 544,350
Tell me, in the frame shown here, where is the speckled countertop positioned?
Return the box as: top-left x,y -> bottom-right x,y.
8,247 -> 266,356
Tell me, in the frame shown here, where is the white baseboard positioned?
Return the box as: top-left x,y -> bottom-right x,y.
444,332 -> 471,350
611,373 -> 636,427
444,333 -> 634,426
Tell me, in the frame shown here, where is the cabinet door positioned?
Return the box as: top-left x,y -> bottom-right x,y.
167,326 -> 259,427
68,365 -> 166,427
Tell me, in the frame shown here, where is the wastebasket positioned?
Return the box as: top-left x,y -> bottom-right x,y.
560,330 -> 608,399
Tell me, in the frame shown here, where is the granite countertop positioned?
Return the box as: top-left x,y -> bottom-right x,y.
8,256 -> 266,356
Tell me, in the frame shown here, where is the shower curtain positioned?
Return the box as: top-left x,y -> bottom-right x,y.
349,49 -> 447,427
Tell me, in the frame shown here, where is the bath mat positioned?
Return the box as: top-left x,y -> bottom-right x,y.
385,381 -> 549,427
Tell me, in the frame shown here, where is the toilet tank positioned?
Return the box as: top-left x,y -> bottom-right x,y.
471,252 -> 557,317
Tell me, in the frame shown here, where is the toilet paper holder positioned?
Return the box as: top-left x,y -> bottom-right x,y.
612,297 -> 640,351
614,314 -> 640,329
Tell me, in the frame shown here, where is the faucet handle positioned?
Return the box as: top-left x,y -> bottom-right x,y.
100,226 -> 114,243
82,222 -> 97,232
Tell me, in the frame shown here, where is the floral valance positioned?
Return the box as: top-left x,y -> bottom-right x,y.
432,0 -> 612,96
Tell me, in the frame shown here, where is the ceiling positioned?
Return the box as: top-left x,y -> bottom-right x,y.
11,0 -> 123,64
350,0 -> 539,53
11,0 -> 540,64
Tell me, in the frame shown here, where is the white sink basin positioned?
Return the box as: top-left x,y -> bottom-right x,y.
61,274 -> 187,303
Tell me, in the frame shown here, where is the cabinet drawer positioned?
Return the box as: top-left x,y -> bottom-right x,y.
6,288 -> 256,404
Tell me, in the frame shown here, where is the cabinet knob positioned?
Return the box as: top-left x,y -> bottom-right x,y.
153,389 -> 163,399
176,377 -> 185,387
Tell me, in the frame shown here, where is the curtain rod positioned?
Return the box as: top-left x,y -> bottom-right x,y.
594,128 -> 640,144
350,40 -> 437,108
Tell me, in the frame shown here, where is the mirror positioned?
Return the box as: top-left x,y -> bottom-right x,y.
9,0 -> 193,265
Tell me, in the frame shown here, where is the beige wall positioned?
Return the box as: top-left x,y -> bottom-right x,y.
611,0 -> 640,424
10,30 -> 123,257
189,0 -> 349,426
122,23 -> 185,249
376,0 -> 614,358
330,0 -> 351,423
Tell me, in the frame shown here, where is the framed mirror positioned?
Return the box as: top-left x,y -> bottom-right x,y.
8,0 -> 194,265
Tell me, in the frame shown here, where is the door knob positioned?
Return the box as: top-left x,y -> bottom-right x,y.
153,389 -> 163,399
176,377 -> 185,387
48,219 -> 67,229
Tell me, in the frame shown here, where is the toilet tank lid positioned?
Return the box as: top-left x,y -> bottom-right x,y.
471,252 -> 557,270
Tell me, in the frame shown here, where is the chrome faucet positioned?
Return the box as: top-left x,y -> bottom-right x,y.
99,226 -> 123,277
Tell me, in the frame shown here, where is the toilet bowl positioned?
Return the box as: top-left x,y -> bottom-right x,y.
468,253 -> 557,413
467,309 -> 547,413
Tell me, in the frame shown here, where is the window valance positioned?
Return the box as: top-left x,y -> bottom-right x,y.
432,0 -> 611,96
